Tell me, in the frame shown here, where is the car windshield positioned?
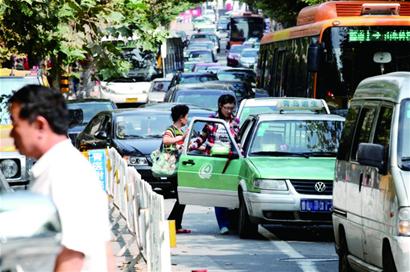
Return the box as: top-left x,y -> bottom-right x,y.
399,99 -> 410,171
115,113 -> 170,139
217,71 -> 255,83
188,51 -> 213,62
180,75 -> 217,84
239,105 -> 279,124
249,120 -> 343,156
0,77 -> 40,125
67,102 -> 115,124
174,92 -> 230,111
242,50 -> 258,57
189,43 -> 213,50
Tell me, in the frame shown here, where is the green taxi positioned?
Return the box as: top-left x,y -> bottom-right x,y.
177,102 -> 345,238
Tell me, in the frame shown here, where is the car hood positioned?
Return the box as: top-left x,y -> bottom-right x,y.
113,138 -> 162,156
248,157 -> 336,180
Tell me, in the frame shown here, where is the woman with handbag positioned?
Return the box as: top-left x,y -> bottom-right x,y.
162,104 -> 191,234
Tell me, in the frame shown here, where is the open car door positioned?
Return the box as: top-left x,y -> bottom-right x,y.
177,117 -> 242,208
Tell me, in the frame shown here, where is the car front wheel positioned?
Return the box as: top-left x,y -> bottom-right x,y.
238,191 -> 258,239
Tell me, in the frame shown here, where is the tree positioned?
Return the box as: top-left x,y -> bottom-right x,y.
0,0 -> 201,87
242,0 -> 326,27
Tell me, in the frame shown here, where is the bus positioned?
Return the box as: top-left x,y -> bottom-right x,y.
227,13 -> 264,49
256,1 -> 410,110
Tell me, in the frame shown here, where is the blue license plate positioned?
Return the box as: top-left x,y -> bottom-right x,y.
300,199 -> 332,212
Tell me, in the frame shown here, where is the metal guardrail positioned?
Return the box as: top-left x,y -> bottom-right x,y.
88,148 -> 171,271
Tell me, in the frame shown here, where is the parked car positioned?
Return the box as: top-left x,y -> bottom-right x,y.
191,80 -> 255,103
189,33 -> 220,53
227,45 -> 244,67
197,27 -> 217,35
166,86 -> 237,112
67,99 -> 117,144
206,65 -> 231,73
167,71 -> 218,91
238,48 -> 259,69
217,16 -> 229,30
147,78 -> 172,103
99,78 -> 151,106
75,106 -> 213,195
191,63 -> 222,72
333,72 -> 410,271
177,103 -> 344,238
186,49 -> 217,63
187,40 -> 217,56
217,68 -> 257,85
192,16 -> 214,30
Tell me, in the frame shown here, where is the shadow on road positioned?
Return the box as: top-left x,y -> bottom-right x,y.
261,224 -> 335,242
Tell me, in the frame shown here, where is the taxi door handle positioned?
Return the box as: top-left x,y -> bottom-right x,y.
182,159 -> 195,166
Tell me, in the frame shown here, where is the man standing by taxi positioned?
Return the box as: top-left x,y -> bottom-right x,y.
8,85 -> 114,272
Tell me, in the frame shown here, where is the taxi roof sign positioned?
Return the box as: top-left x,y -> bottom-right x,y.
276,98 -> 327,112
244,98 -> 329,114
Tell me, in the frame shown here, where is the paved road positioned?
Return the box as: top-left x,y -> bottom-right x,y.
165,199 -> 338,272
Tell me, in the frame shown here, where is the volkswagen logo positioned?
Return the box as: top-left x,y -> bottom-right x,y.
314,182 -> 326,193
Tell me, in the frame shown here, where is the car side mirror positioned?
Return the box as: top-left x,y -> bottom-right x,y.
307,43 -> 323,72
95,130 -> 108,140
0,191 -> 62,271
357,143 -> 387,174
68,109 -> 83,128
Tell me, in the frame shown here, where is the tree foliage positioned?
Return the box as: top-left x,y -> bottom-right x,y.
242,0 -> 326,27
0,0 -> 200,83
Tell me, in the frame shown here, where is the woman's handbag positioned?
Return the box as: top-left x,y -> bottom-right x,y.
150,147 -> 177,178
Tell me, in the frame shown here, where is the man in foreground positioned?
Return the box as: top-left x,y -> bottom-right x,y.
9,85 -> 114,272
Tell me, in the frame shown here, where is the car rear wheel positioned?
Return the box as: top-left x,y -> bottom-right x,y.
238,191 -> 258,239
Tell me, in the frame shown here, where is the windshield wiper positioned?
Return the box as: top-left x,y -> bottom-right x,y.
401,157 -> 410,161
123,135 -> 144,139
250,151 -> 309,158
301,151 -> 337,157
144,134 -> 163,138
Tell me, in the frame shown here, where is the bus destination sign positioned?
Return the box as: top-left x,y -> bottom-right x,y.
348,29 -> 410,42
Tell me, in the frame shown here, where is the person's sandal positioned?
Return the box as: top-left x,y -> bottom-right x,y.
176,228 -> 192,234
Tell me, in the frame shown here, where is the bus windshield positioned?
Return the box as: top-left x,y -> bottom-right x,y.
230,17 -> 264,42
319,26 -> 410,108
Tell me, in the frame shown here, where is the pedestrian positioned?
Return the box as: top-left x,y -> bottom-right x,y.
189,94 -> 240,234
162,104 -> 191,234
8,85 -> 114,272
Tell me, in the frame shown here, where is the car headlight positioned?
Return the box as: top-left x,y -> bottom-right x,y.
0,159 -> 19,178
398,207 -> 410,235
253,179 -> 288,191
125,156 -> 149,166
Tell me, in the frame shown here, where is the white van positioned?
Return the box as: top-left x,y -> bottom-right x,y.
333,72 -> 410,272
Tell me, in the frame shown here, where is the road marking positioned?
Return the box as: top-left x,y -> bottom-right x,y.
259,225 -> 320,272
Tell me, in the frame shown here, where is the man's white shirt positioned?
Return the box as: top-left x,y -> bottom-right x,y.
31,139 -> 110,272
